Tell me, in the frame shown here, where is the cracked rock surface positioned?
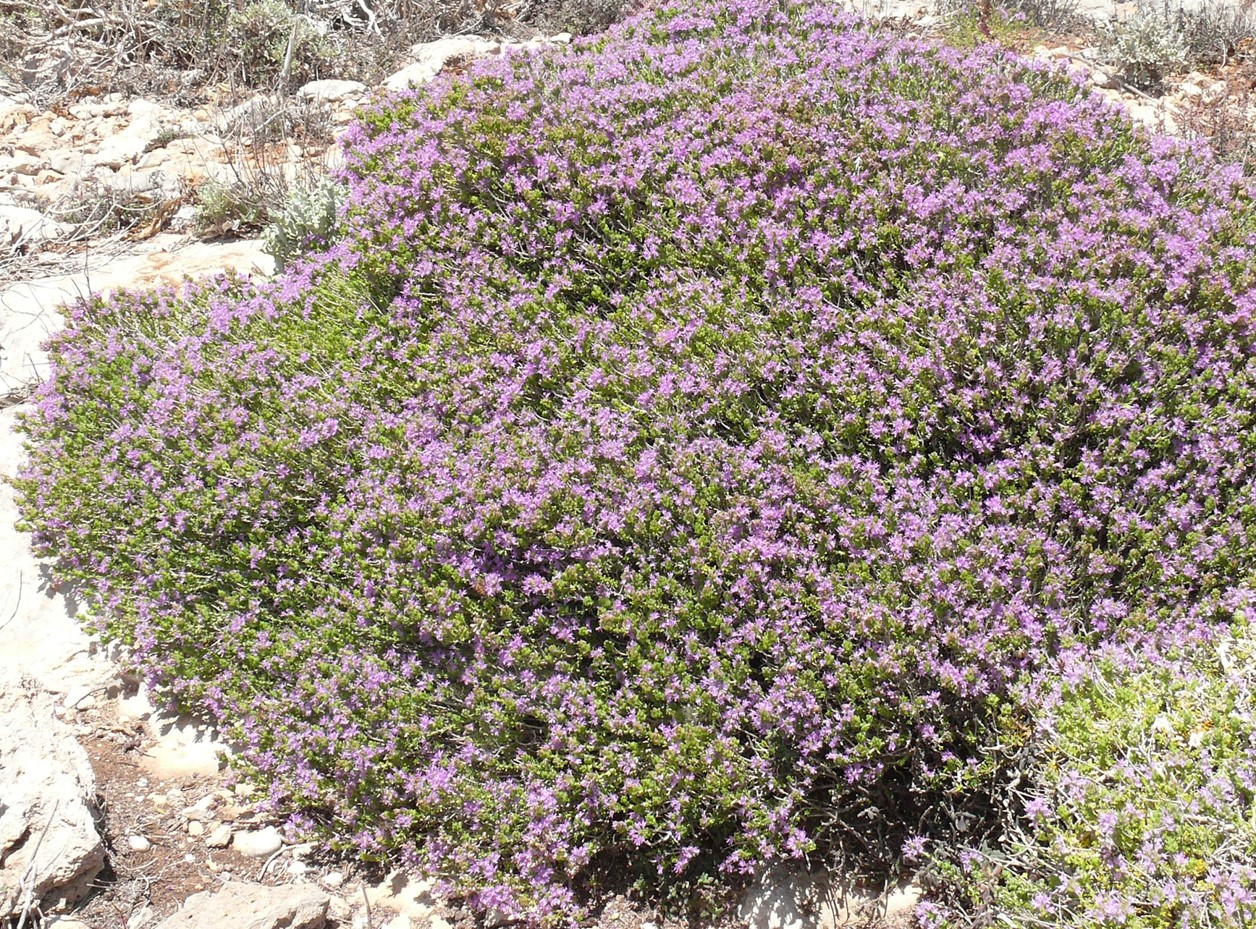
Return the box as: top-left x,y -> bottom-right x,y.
0,673 -> 106,919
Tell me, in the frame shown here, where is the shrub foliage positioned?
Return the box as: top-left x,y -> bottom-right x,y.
15,0 -> 1256,922
925,627 -> 1256,927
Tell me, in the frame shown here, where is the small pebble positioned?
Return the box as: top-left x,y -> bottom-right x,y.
127,835 -> 152,852
188,821 -> 205,836
205,823 -> 233,848
182,794 -> 217,821
62,687 -> 96,711
322,871 -> 344,889
232,825 -> 283,858
328,898 -> 352,923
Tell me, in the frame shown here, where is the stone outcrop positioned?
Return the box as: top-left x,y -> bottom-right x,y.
381,33 -> 573,92
383,35 -> 504,90
364,870 -> 451,929
296,80 -> 368,104
151,881 -> 329,929
738,867 -> 920,929
0,674 -> 106,919
0,202 -> 70,248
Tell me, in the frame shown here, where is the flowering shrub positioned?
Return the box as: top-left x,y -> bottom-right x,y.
14,0 -> 1256,922
923,626 -> 1256,927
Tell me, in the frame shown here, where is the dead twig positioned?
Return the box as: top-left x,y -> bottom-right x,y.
14,799 -> 60,929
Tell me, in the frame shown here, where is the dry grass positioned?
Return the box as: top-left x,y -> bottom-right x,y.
0,0 -> 637,106
1176,53 -> 1256,171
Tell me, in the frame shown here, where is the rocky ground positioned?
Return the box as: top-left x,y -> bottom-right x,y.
1,3 -> 1253,928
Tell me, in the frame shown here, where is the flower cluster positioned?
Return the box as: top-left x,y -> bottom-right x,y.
14,0 -> 1256,923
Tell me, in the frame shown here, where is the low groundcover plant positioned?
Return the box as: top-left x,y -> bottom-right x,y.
923,626 -> 1256,927
14,0 -> 1256,923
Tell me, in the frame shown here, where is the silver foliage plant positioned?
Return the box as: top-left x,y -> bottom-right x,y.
1101,0 -> 1256,89
262,174 -> 345,271
1100,3 -> 1190,88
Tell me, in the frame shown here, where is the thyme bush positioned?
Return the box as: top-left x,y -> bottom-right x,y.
15,0 -> 1256,923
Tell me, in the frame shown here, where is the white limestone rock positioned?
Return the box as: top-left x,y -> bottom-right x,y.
43,918 -> 92,929
384,36 -> 500,91
296,79 -> 367,103
45,146 -> 85,178
1091,67 -> 1123,89
362,870 -> 445,925
152,881 -> 329,929
0,673 -> 106,919
205,824 -> 233,849
232,826 -> 284,859
0,204 -> 70,246
138,715 -> 227,779
88,129 -> 149,171
738,866 -> 920,929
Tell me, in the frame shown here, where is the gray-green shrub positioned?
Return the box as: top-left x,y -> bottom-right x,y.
924,624 -> 1256,926
1100,6 -> 1190,88
262,174 -> 344,271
